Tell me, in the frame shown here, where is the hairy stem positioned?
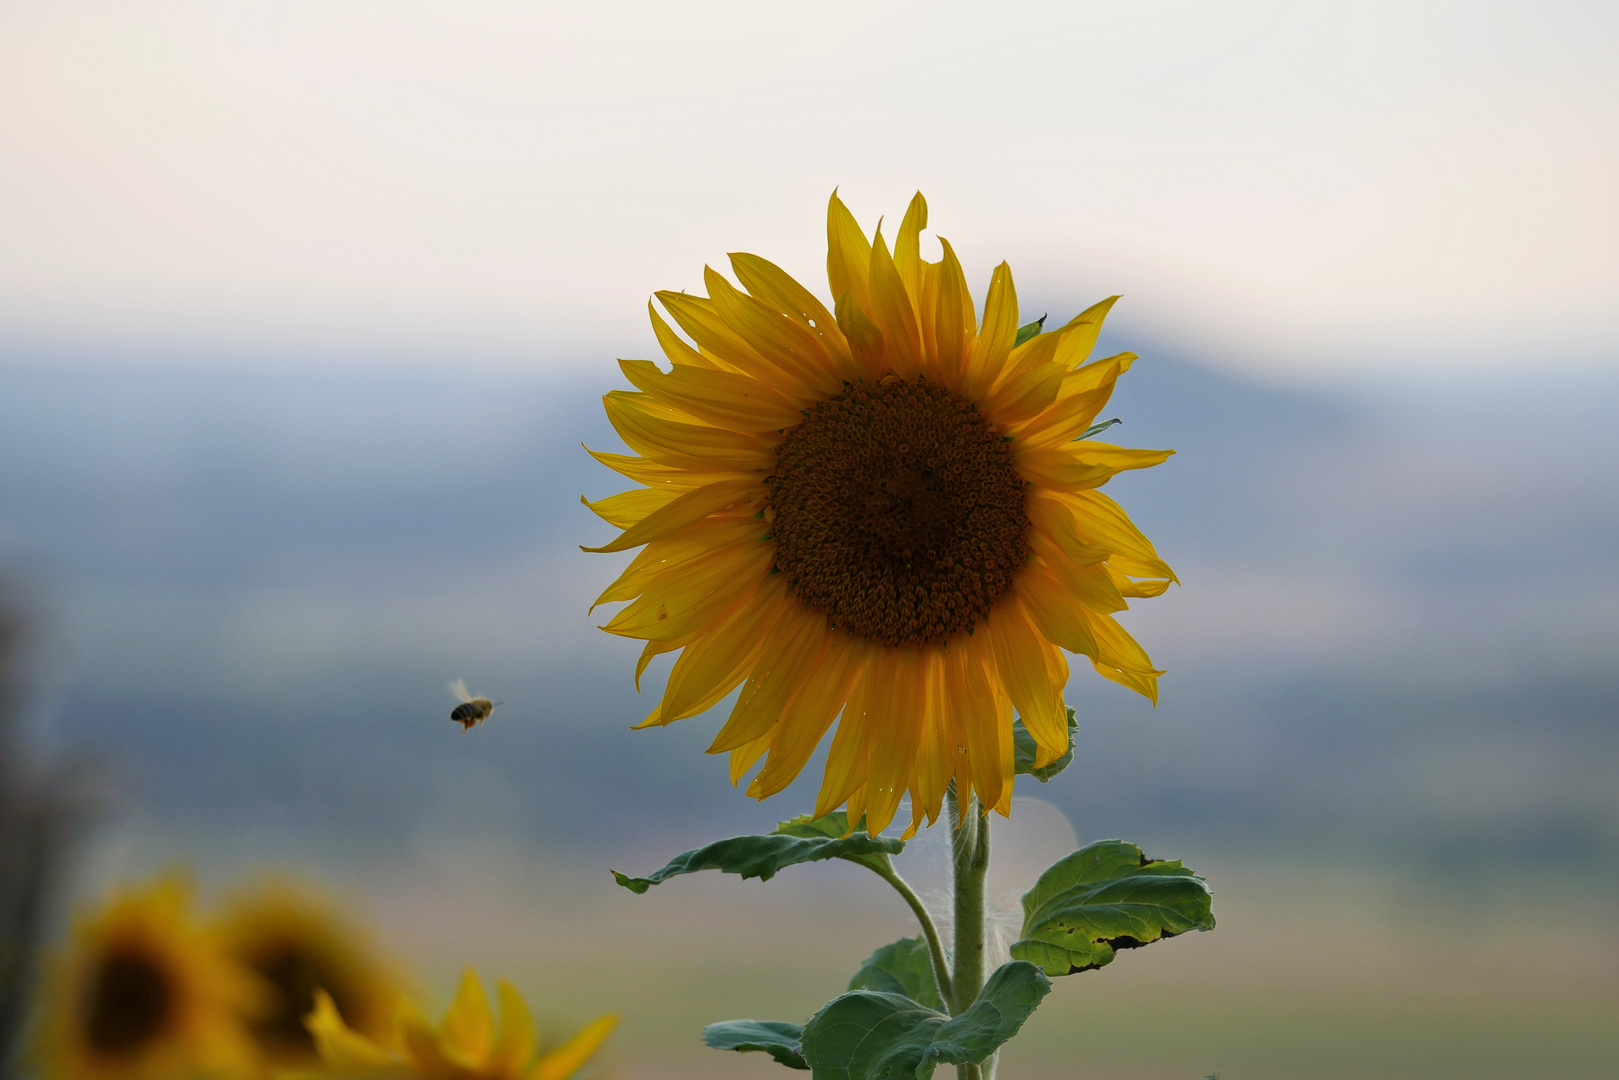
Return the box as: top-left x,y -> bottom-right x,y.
869,860 -> 957,1013
950,784 -> 990,1079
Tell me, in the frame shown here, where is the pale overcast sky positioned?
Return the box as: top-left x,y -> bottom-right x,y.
1,1 -> 1615,377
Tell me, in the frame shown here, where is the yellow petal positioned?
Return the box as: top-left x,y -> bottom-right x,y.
930,238 -> 977,389
580,475 -> 762,554
961,262 -> 1018,400
1013,445 -> 1115,490
657,286 -> 813,399
617,358 -> 804,433
1108,564 -> 1173,598
981,337 -> 1066,425
442,969 -> 494,1062
750,633 -> 864,799
584,447 -> 728,491
708,605 -> 829,753
1080,607 -> 1161,677
892,191 -> 928,305
1011,352 -> 1136,448
601,391 -> 775,473
1028,535 -> 1128,614
1055,489 -> 1178,582
826,190 -> 872,312
593,516 -> 767,608
490,980 -> 537,1077
813,651 -> 881,819
729,251 -> 858,381
704,267 -> 842,396
602,539 -> 773,641
649,301 -> 721,369
867,228 -> 923,379
1051,296 -> 1118,369
902,649 -> 951,838
1018,564 -> 1101,660
834,290 -> 888,381
984,598 -> 1069,766
581,486 -> 680,530
729,721 -> 779,786
648,575 -> 790,726
1071,442 -> 1176,474
861,647 -> 927,836
1090,658 -> 1162,702
530,1014 -> 619,1080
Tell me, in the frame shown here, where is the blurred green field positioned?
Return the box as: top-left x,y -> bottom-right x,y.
256,838 -> 1616,1080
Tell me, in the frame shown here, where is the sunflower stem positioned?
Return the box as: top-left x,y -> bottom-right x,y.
869,859 -> 957,1013
949,784 -> 990,1079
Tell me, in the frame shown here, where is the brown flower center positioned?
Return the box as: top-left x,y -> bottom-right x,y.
84,948 -> 172,1055
768,378 -> 1029,647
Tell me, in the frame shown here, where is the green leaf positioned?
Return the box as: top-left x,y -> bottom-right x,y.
1076,417 -> 1121,441
611,813 -> 904,894
800,961 -> 1050,1080
1011,840 -> 1215,977
1012,708 -> 1077,782
1013,314 -> 1048,347
771,811 -> 900,873
703,1020 -> 809,1070
847,937 -> 945,1013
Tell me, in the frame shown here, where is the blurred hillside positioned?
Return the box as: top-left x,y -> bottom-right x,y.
0,356 -> 1615,879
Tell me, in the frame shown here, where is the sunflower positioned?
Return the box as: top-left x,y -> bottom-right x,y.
211,882 -> 401,1068
36,876 -> 261,1080
584,191 -> 1176,837
305,970 -> 617,1080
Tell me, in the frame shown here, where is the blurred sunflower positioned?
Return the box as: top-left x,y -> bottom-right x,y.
585,191 -> 1176,836
212,882 -> 400,1067
306,970 -> 616,1080
37,876 -> 260,1080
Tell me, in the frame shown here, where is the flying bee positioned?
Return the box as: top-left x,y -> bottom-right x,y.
448,678 -> 500,731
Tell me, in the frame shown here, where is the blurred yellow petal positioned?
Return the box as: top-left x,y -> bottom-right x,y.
306,990 -> 393,1072
441,970 -> 493,1063
489,980 -> 537,1077
529,1014 -> 619,1080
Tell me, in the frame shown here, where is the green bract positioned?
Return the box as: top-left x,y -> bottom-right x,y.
1011,840 -> 1215,977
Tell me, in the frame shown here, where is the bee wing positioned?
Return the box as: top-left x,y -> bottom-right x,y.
448,678 -> 474,703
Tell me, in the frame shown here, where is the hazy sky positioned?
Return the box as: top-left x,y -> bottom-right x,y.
1,1 -> 1615,376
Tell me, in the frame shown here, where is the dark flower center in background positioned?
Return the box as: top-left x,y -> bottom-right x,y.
84,949 -> 172,1055
769,377 -> 1029,647
245,941 -> 357,1058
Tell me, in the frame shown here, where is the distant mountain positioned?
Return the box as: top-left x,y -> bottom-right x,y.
1,358 -> 1614,869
